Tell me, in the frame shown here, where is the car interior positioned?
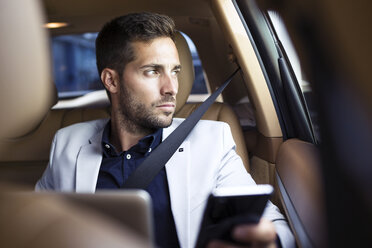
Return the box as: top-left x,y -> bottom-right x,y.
1,0 -> 372,247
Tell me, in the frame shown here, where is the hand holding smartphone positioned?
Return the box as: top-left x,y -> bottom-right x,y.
195,184 -> 274,248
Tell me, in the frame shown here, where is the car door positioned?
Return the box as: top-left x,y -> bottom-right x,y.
231,0 -> 372,247
257,1 -> 372,247
229,1 -> 326,247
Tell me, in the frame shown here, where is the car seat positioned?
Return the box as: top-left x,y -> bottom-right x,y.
0,1 -> 148,247
0,30 -> 250,186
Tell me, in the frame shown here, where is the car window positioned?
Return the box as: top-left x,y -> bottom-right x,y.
51,32 -> 208,99
52,33 -> 102,98
235,0 -> 316,143
267,11 -> 320,142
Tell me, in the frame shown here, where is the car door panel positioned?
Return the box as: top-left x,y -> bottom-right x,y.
276,138 -> 327,248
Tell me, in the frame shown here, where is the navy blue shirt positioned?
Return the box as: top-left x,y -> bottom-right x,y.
96,122 -> 180,248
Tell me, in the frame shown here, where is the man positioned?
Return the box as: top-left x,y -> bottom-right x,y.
36,12 -> 295,248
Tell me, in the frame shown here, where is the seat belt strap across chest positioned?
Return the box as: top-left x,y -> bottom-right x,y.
121,67 -> 241,189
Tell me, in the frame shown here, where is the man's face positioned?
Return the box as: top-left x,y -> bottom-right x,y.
117,37 -> 181,133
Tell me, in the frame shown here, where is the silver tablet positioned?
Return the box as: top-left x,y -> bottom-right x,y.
14,190 -> 154,243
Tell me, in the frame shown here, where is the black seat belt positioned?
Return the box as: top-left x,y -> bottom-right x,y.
122,67 -> 240,189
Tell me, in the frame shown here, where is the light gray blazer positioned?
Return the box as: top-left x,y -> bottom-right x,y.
36,118 -> 295,248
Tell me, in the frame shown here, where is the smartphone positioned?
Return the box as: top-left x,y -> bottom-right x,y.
195,184 -> 273,248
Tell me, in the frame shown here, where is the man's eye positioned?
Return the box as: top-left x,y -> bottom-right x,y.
145,70 -> 158,76
172,70 -> 180,76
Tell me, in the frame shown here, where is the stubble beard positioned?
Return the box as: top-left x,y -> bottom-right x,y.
117,83 -> 175,135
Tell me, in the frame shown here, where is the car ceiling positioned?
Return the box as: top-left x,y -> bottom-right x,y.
42,0 -> 214,35
41,0 -> 248,107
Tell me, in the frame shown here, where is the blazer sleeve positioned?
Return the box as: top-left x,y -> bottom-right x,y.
215,122 -> 256,188
35,133 -> 57,191
216,123 -> 296,248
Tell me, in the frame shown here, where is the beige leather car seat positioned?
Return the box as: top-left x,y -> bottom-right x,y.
55,32 -> 251,171
173,32 -> 250,171
0,31 -> 249,186
0,1 -> 148,247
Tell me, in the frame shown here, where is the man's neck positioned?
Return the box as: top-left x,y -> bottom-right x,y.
110,116 -> 154,152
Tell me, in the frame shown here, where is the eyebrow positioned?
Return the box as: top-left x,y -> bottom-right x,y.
174,65 -> 182,70
140,64 -> 182,70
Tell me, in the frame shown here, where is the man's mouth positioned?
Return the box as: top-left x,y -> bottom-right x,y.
156,102 -> 176,111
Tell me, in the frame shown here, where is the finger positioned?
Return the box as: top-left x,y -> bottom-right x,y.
232,219 -> 277,244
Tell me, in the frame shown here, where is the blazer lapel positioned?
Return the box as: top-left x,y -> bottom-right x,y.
163,124 -> 191,248
75,130 -> 103,193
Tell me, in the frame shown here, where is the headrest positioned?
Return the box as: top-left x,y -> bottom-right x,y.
0,0 -> 57,139
174,32 -> 195,113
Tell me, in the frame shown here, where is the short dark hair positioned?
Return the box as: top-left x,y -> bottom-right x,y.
96,12 -> 176,80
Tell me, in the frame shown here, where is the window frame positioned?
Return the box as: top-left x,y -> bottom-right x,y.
233,0 -> 316,144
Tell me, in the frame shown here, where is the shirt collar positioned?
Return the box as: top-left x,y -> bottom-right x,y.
101,120 -> 163,157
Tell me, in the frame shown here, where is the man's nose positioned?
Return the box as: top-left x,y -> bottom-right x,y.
160,73 -> 178,96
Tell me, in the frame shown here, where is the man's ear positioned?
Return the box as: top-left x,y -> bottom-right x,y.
101,68 -> 119,94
